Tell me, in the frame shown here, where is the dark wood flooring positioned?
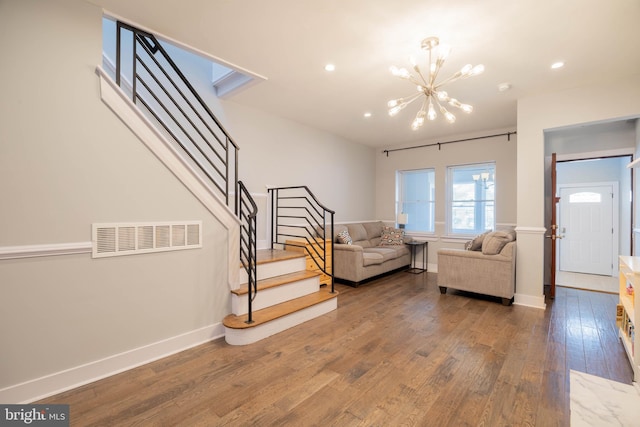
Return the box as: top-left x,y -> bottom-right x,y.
39,272 -> 632,426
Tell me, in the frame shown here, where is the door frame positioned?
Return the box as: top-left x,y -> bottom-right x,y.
556,181 -> 619,276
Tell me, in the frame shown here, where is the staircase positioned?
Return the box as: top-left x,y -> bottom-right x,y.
223,249 -> 338,345
105,20 -> 337,346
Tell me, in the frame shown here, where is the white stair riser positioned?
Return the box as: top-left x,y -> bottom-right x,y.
225,298 -> 337,345
239,257 -> 306,283
231,277 -> 320,316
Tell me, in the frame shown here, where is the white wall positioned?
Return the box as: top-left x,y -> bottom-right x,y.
0,0 -> 376,402
375,128 -> 517,268
0,0 -> 229,402
154,37 -> 376,223
517,75 -> 640,308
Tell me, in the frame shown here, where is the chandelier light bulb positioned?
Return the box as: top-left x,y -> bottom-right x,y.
460,103 -> 473,113
390,66 -> 411,79
389,105 -> 402,116
445,112 -> 456,123
437,91 -> 448,101
460,64 -> 473,75
470,64 -> 485,76
439,105 -> 456,123
412,109 -> 426,130
427,102 -> 437,120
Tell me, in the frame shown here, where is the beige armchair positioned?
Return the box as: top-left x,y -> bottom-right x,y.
437,230 -> 516,305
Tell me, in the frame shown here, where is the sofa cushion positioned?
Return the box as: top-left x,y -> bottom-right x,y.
379,226 -> 405,246
482,231 -> 515,255
465,230 -> 491,251
347,223 -> 371,247
363,221 -> 384,240
362,252 -> 384,266
337,230 -> 352,244
365,247 -> 399,262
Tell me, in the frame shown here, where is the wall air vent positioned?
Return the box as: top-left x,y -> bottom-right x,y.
92,221 -> 202,258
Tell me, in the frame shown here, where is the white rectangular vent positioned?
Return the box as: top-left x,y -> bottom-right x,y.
92,221 -> 202,258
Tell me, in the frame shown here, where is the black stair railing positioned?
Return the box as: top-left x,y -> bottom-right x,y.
115,21 -> 238,211
113,21 -> 258,319
269,186 -> 335,293
238,181 -> 258,324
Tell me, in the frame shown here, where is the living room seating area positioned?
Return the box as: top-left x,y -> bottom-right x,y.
332,221 -> 411,286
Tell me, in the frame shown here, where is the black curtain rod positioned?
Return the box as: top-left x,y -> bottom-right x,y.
382,131 -> 517,157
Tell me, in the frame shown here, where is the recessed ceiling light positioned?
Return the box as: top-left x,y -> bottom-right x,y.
324,64 -> 335,72
551,61 -> 565,69
497,82 -> 511,92
364,112 -> 372,118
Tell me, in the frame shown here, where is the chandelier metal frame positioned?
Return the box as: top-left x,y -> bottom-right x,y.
388,36 -> 484,130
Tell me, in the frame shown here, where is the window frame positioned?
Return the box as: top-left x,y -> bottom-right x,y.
395,168 -> 436,234
446,162 -> 496,237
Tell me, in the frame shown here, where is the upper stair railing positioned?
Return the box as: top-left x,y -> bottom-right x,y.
269,186 -> 335,293
113,21 -> 257,319
114,21 -> 238,211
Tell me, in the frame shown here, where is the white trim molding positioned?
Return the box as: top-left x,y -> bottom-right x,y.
514,293 -> 546,309
0,242 -> 92,260
514,226 -> 547,235
0,323 -> 224,404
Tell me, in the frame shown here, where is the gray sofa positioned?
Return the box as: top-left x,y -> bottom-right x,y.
332,221 -> 411,286
437,229 -> 516,305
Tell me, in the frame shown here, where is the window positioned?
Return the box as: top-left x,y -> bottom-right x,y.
569,192 -> 601,203
447,163 -> 495,235
396,169 -> 435,233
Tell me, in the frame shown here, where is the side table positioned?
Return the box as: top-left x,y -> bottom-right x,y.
406,240 -> 428,274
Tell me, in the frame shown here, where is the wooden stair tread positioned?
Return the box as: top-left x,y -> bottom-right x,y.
239,249 -> 305,269
223,288 -> 338,329
231,270 -> 321,296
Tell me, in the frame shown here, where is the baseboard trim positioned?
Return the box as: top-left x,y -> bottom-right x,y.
514,293 -> 546,309
0,323 -> 224,404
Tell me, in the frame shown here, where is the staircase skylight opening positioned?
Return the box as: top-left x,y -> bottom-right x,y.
102,16 -> 264,100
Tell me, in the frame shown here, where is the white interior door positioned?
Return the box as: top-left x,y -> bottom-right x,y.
558,184 -> 615,276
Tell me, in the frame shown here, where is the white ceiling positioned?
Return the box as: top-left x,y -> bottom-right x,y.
90,0 -> 640,147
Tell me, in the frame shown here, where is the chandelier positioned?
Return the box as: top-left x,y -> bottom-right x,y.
388,36 -> 484,130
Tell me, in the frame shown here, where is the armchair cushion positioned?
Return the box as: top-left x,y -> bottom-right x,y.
482,231 -> 515,255
465,230 -> 491,251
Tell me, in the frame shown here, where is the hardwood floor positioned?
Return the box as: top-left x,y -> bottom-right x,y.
39,272 -> 633,426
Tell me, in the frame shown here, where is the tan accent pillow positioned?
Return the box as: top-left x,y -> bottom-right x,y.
465,231 -> 491,251
481,231 -> 514,255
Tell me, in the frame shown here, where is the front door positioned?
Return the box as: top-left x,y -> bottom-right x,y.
558,184 -> 614,276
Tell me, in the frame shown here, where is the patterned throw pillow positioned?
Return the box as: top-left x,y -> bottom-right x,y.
379,226 -> 405,246
337,230 -> 353,245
